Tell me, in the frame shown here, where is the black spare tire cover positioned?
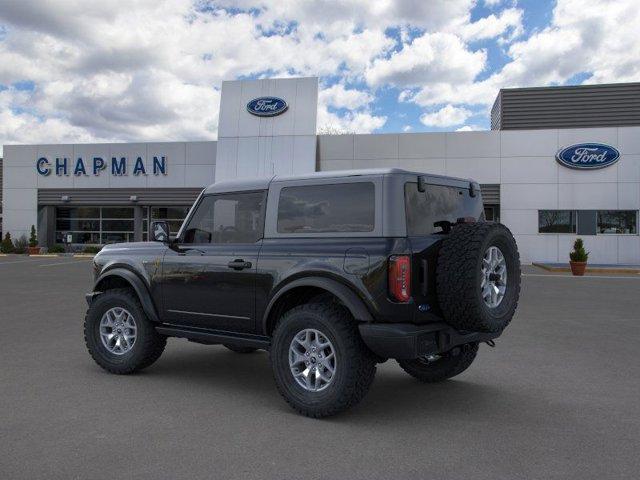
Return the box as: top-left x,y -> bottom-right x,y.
436,222 -> 521,333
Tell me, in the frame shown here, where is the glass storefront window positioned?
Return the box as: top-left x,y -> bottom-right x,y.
56,207 -> 100,219
102,207 -> 135,219
538,210 -> 577,233
55,207 -> 134,245
597,211 -> 638,234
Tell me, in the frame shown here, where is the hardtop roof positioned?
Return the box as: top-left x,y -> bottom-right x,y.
202,168 -> 473,194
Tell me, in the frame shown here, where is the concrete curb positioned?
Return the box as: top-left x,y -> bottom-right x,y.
532,262 -> 640,275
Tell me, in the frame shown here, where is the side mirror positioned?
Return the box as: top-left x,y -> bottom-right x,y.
151,221 -> 170,243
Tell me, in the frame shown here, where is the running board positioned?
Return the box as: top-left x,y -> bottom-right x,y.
156,324 -> 271,350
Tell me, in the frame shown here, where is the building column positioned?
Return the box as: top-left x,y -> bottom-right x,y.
133,206 -> 144,242
37,206 -> 56,248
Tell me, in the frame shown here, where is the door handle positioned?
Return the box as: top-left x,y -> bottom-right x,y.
228,259 -> 252,270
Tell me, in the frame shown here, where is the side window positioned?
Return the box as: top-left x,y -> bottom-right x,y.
183,192 -> 265,244
277,182 -> 375,233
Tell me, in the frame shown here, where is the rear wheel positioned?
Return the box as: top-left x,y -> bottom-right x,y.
84,288 -> 166,374
397,343 -> 479,383
270,303 -> 377,418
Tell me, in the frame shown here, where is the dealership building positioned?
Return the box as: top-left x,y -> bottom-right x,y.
1,78 -> 639,264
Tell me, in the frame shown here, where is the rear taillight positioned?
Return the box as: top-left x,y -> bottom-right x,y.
388,255 -> 411,302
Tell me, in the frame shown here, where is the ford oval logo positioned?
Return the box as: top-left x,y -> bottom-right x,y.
246,97 -> 288,117
556,143 -> 620,170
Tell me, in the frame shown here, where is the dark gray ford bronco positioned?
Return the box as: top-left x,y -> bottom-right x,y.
84,169 -> 520,417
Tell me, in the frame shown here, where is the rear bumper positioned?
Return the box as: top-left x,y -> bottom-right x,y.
359,322 -> 500,360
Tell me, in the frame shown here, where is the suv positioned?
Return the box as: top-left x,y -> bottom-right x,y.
84,169 -> 520,417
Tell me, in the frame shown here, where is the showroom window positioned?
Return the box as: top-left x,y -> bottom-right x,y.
538,210 -> 577,233
56,207 -> 134,244
277,183 -> 375,234
597,210 -> 638,234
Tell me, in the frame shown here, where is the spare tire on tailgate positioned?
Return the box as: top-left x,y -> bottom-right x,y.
436,222 -> 521,333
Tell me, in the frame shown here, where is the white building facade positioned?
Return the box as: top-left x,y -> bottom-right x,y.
2,77 -> 639,264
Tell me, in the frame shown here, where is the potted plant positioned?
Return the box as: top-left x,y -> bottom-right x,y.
28,225 -> 40,255
1,232 -> 14,253
569,238 -> 589,276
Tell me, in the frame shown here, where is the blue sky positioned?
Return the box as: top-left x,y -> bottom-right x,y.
0,0 -> 638,150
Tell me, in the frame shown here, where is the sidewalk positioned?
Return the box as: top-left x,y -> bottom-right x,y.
532,262 -> 640,275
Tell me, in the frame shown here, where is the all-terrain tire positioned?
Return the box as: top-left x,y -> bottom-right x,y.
397,343 -> 479,383
84,288 -> 167,374
270,303 -> 377,418
437,222 -> 521,333
223,344 -> 258,354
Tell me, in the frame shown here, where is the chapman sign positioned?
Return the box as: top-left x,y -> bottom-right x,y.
36,156 -> 168,177
246,97 -> 288,117
556,143 -> 620,170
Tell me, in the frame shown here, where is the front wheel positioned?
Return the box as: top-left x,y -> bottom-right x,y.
270,303 -> 377,418
397,343 -> 479,383
84,288 -> 166,374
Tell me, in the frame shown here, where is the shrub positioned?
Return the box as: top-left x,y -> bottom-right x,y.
82,246 -> 102,254
1,233 -> 14,253
48,244 -> 66,254
29,225 -> 38,247
13,235 -> 28,254
569,238 -> 589,262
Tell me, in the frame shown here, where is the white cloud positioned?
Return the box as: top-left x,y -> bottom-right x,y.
458,7 -> 523,42
317,82 -> 384,133
420,105 -> 472,127
319,84 -> 373,110
0,0 -> 638,150
402,125 -> 412,132
317,107 -> 387,134
366,32 -> 486,88
456,124 -> 483,131
405,0 -> 640,109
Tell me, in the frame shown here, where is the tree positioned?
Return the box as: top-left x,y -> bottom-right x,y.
317,124 -> 355,135
29,225 -> 38,247
1,232 -> 15,253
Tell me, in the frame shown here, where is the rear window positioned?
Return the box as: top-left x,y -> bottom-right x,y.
405,182 -> 480,235
277,182 -> 375,233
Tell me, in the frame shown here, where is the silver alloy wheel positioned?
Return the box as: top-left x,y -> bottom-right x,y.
289,328 -> 337,392
481,245 -> 508,308
100,307 -> 137,355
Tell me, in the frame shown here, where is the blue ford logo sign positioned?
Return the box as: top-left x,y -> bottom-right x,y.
247,97 -> 288,117
556,143 -> 620,170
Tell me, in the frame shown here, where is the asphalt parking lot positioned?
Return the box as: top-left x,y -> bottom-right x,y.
1,256 -> 639,479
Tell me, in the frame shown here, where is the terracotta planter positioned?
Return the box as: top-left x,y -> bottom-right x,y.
569,261 -> 587,276
27,246 -> 41,255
